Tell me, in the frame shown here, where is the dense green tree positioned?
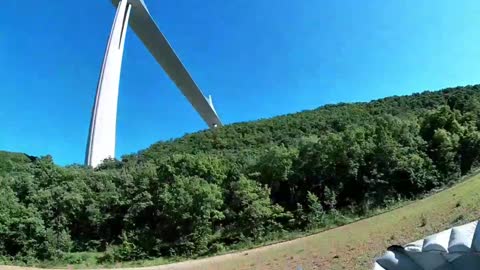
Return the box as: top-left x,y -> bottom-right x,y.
252,146 -> 298,208
2,85 -> 480,263
156,176 -> 224,255
305,191 -> 325,229
0,177 -> 45,260
459,129 -> 480,174
224,176 -> 286,241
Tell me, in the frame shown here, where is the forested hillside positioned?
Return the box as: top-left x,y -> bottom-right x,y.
2,85 -> 480,265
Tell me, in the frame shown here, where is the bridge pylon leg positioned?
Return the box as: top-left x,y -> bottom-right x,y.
86,0 -> 131,168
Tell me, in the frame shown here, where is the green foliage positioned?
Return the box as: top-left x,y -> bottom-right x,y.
306,191 -> 325,229
224,176 -> 285,241
3,85 -> 480,264
157,175 -> 224,255
459,128 -> 480,174
0,177 -> 45,260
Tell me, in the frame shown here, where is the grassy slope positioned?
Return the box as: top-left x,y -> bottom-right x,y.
4,172 -> 480,270
149,171 -> 480,270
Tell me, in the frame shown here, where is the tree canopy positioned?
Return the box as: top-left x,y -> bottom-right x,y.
2,85 -> 480,264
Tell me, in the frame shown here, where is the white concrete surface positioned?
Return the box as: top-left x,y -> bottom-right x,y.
110,0 -> 222,129
86,0 -> 131,168
86,0 -> 223,167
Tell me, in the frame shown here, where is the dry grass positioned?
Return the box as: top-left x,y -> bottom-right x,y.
3,173 -> 480,270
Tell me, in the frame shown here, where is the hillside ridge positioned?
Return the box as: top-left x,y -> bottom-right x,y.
2,84 -> 480,268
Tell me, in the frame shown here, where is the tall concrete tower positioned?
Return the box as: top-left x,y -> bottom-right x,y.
86,0 -> 222,167
85,0 -> 131,167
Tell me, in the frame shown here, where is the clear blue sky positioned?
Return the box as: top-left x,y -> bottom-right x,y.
1,0 -> 479,165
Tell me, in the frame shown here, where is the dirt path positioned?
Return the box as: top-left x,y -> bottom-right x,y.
0,235 -> 315,270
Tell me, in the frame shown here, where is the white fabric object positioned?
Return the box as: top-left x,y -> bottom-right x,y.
373,220 -> 480,269
376,251 -> 422,270
373,262 -> 387,270
405,239 -> 424,252
422,229 -> 452,252
448,221 -> 477,252
471,220 -> 480,251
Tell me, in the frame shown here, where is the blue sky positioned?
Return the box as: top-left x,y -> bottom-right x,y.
1,0 -> 480,165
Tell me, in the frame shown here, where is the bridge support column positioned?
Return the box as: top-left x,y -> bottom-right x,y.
86,0 -> 132,167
